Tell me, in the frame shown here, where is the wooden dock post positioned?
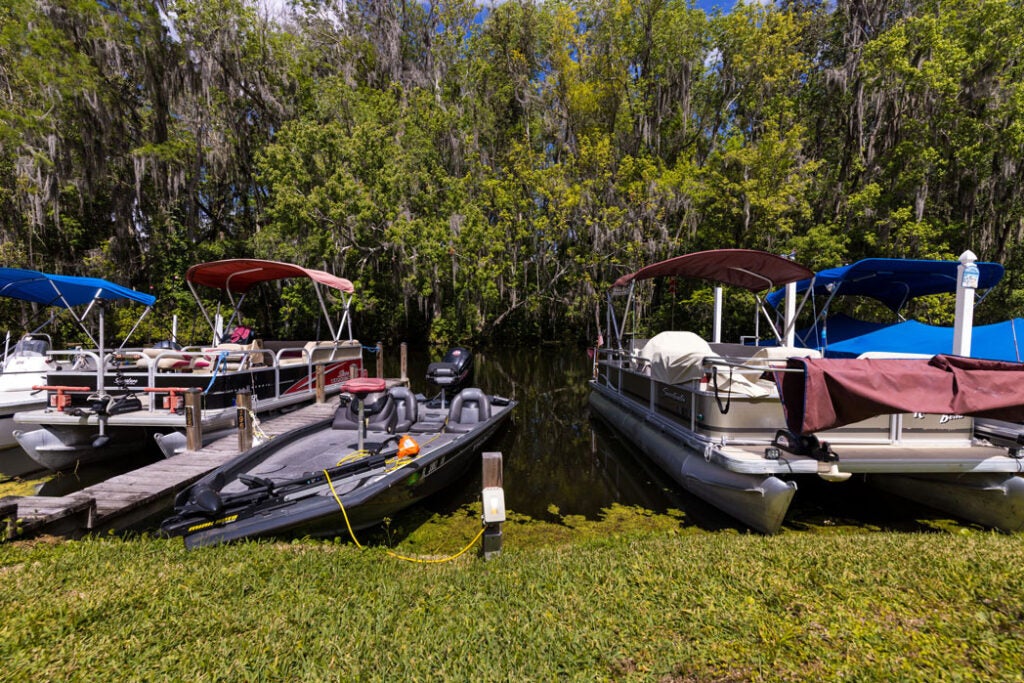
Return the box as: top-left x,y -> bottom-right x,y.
481,451 -> 505,560
184,388 -> 203,451
237,389 -> 253,452
376,341 -> 384,378
315,364 -> 325,404
400,342 -> 408,382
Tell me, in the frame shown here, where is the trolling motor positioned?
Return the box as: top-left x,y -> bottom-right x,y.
425,346 -> 474,408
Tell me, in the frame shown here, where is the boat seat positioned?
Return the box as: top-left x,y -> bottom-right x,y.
331,389 -> 398,433
445,388 -> 491,433
389,386 -> 418,432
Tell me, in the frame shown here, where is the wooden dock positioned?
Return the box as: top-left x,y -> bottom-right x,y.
0,400 -> 338,542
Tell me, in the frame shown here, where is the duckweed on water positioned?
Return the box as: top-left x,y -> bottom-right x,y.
2,504 -> 1023,682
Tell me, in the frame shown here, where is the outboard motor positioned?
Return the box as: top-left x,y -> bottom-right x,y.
426,347 -> 474,407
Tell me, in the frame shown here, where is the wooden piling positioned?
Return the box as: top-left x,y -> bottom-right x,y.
184,388 -> 203,451
376,341 -> 384,378
400,342 -> 408,382
315,364 -> 325,404
237,389 -> 252,452
482,451 -> 504,560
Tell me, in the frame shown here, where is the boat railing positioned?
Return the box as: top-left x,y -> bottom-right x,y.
40,342 -> 358,410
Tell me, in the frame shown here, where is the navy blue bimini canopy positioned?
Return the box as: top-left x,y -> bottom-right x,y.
0,268 -> 156,308
765,258 -> 1004,312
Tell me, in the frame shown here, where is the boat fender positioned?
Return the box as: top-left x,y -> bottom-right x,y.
397,435 -> 420,459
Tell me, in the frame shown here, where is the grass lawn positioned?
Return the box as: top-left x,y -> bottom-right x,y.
2,504 -> 1022,682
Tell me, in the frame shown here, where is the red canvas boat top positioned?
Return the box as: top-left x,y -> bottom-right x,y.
777,354 -> 1024,434
186,259 -> 354,294
613,249 -> 814,292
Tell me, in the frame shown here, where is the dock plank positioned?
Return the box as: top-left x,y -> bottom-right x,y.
2,398 -> 344,540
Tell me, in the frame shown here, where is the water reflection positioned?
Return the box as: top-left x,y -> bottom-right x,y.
388,345 -> 737,525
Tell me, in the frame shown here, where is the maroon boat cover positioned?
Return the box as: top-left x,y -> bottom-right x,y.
613,249 -> 814,292
777,354 -> 1024,434
186,259 -> 354,294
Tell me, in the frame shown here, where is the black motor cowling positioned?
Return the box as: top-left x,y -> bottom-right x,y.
426,346 -> 473,393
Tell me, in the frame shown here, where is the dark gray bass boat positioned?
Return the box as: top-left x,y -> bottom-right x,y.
161,347 -> 515,548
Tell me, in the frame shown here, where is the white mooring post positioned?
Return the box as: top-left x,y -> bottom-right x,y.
481,452 -> 505,560
784,281 -> 797,348
953,250 -> 979,357
712,286 -> 723,343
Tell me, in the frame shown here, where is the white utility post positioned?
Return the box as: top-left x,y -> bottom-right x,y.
784,281 -> 797,347
952,250 -> 979,356
712,285 -> 723,343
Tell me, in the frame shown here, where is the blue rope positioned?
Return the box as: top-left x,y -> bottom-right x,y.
361,345 -> 381,353
204,351 -> 230,394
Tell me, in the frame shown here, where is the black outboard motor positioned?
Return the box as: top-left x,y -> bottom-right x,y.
426,347 -> 474,407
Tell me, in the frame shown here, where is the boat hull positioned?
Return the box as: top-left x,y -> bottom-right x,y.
589,388 -> 796,533
163,391 -> 516,548
871,472 -> 1024,531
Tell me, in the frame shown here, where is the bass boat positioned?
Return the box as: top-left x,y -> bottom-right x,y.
589,249 -> 1024,533
161,347 -> 515,548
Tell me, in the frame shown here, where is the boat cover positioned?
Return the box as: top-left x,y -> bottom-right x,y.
639,331 -> 771,397
0,268 -> 156,308
777,354 -> 1024,434
186,259 -> 354,294
817,317 -> 1024,362
765,258 -> 1004,311
614,249 -> 813,292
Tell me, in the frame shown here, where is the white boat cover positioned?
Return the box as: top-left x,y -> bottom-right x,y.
638,331 -> 771,397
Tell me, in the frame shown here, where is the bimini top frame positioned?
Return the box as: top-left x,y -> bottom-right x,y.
0,267 -> 155,348
185,259 -> 356,344
606,249 -> 815,351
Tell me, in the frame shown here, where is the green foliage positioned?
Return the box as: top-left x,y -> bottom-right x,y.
3,0 -> 1024,344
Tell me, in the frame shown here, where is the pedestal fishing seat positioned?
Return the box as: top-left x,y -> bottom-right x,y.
445,388 -> 492,433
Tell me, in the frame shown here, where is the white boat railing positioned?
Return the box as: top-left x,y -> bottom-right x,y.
38,342 -> 359,412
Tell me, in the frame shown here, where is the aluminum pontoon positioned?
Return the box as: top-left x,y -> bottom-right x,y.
14,259 -> 363,471
589,249 -> 1024,533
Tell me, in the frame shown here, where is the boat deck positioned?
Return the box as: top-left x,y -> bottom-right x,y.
224,405 -> 458,496
0,400 -> 339,541
13,386 -> 334,432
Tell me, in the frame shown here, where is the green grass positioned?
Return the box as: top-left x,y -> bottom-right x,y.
2,505 -> 1023,682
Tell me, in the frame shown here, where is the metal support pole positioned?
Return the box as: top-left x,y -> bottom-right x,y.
184,388 -> 203,452
237,389 -> 252,452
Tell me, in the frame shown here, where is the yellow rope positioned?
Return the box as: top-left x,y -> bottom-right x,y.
247,409 -> 272,443
323,468 -> 486,564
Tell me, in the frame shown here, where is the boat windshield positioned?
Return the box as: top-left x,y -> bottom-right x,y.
12,336 -> 50,356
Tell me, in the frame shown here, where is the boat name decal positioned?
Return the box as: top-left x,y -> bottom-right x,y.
911,412 -> 964,423
661,388 -> 688,403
